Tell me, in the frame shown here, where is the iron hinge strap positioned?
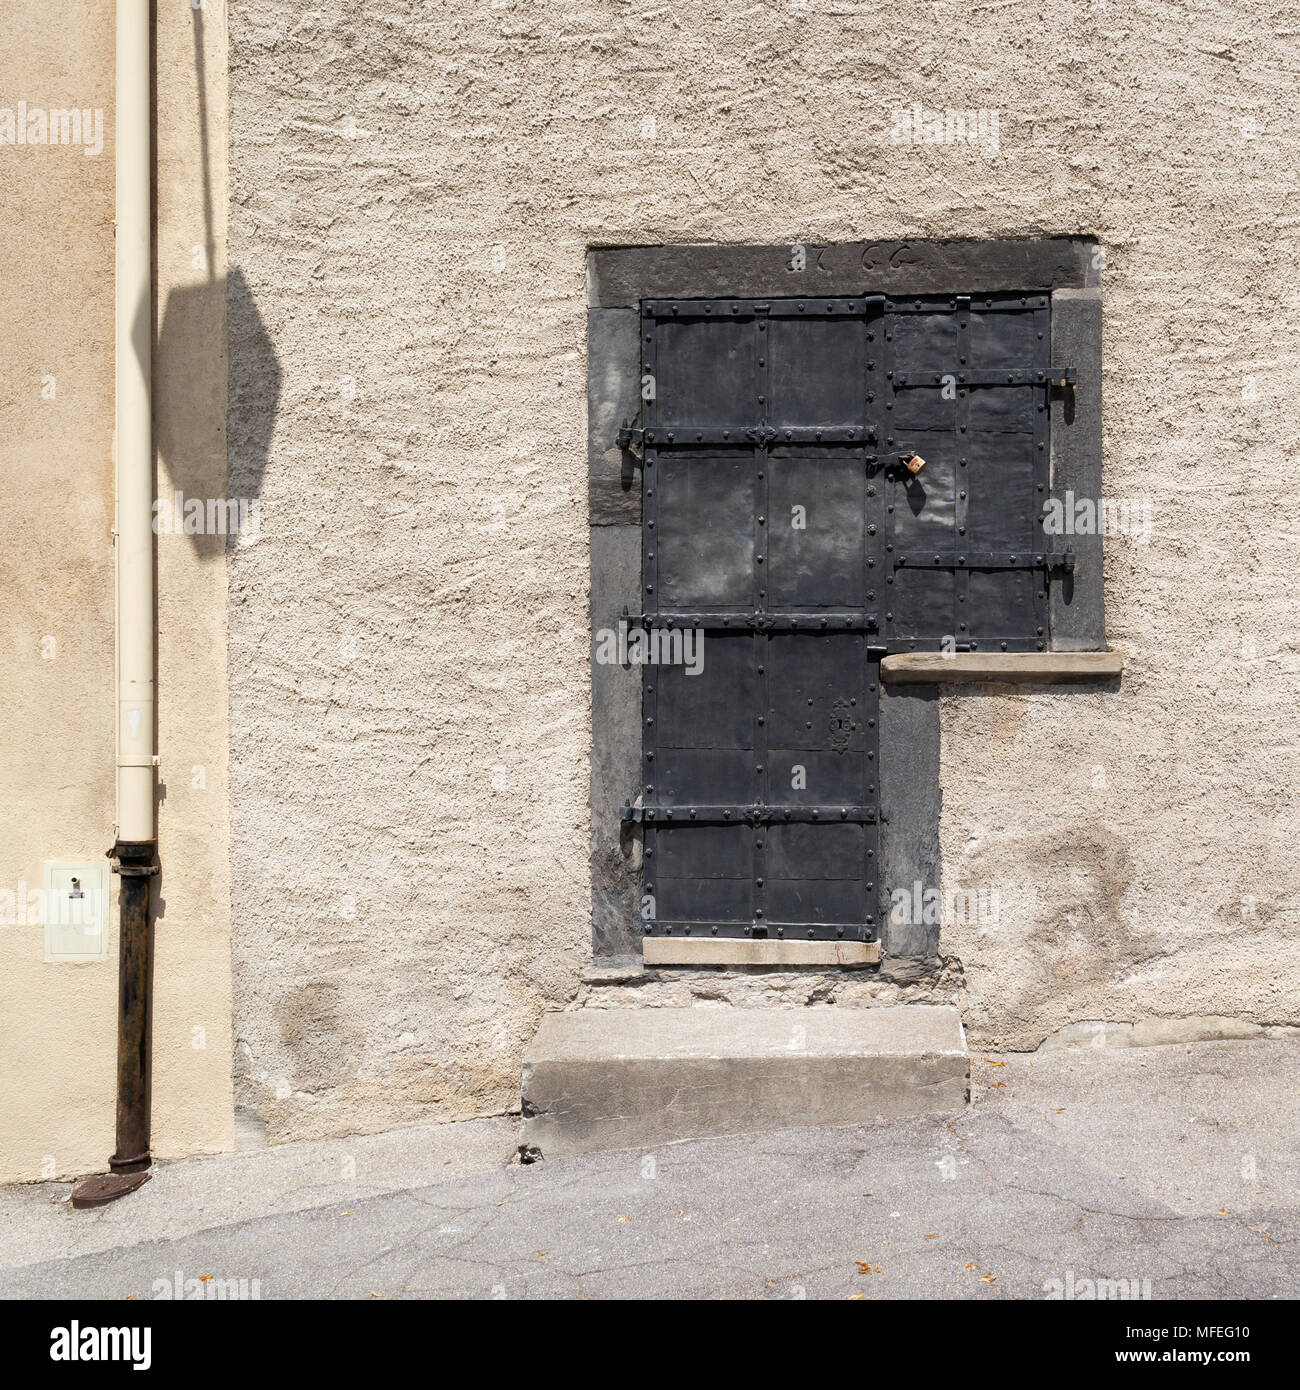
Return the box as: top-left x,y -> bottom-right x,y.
893,550 -> 1076,571
893,367 -> 1076,389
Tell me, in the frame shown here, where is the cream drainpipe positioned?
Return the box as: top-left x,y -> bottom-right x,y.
72,0 -> 157,1209
116,0 -> 155,833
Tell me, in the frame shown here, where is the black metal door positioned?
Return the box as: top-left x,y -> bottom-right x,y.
624,292 -> 1065,945
882,293 -> 1067,650
628,297 -> 880,943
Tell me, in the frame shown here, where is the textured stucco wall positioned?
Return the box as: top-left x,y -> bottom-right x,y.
0,1 -> 233,1183
229,0 -> 1300,1140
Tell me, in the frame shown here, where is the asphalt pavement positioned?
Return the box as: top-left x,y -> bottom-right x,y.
2,1040 -> 1296,1300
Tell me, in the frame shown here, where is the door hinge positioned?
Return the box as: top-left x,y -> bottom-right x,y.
1045,548 -> 1077,573
617,420 -> 645,457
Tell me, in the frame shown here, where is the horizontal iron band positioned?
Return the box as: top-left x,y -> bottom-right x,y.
621,804 -> 878,824
642,295 -> 1049,317
626,612 -> 879,631
643,296 -> 885,318
643,921 -> 878,940
623,425 -> 876,446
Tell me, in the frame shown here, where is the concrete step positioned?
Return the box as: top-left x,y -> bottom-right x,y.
521,1004 -> 968,1158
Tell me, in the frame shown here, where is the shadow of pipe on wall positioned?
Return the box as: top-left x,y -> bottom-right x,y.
154,266 -> 280,562
154,4 -> 280,562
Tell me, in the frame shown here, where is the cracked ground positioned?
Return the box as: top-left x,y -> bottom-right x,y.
2,1039 -> 1297,1299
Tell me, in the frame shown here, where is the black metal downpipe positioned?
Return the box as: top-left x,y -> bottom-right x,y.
70,840 -> 158,1208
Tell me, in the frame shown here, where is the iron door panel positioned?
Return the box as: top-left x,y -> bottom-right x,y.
767,750 -> 868,807
657,747 -> 755,808
963,432 -> 1036,551
655,822 -> 754,925
966,569 -> 1039,636
656,456 -> 756,609
766,821 -> 872,878
767,316 -> 869,427
766,822 -> 877,927
891,311 -> 960,434
654,630 -> 755,749
969,386 -> 1035,433
892,440 -> 957,544
766,874 -> 872,926
968,307 -> 1038,366
654,629 -> 756,813
765,633 -> 869,753
654,317 -> 756,429
767,457 -> 867,609
891,568 -> 955,641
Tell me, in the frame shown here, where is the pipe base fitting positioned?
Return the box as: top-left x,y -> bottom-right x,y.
70,1170 -> 152,1209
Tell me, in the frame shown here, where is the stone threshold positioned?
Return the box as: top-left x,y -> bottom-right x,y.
642,938 -> 881,967
522,1004 -> 969,1157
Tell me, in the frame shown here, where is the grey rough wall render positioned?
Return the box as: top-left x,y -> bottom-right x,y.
230,1 -> 1300,1138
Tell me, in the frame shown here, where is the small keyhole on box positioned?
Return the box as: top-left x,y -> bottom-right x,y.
69,877 -> 84,899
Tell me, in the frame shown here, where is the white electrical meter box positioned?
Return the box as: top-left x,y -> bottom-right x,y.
44,861 -> 111,963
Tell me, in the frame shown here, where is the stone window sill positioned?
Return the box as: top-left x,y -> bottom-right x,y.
880,650 -> 1123,684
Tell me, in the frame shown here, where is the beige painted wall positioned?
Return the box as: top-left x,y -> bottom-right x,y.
227,0 -> 1299,1144
0,0 -> 233,1184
